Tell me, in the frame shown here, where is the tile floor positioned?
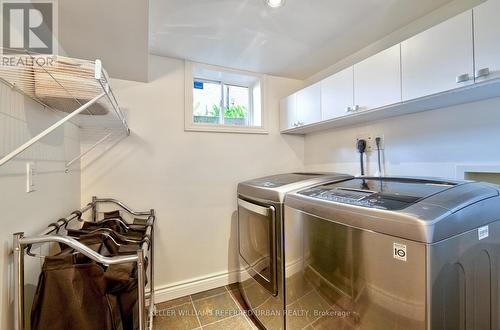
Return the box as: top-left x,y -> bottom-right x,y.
154,284 -> 259,330
153,276 -> 360,329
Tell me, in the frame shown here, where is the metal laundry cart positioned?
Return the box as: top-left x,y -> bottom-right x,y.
13,197 -> 156,330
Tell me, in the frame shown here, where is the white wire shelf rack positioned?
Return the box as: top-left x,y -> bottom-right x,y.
0,49 -> 130,169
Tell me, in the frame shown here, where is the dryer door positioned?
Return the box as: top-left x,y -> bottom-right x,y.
238,198 -> 277,295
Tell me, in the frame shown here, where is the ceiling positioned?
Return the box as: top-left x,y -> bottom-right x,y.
149,0 -> 456,79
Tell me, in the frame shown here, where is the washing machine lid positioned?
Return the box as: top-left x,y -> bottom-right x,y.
237,172 -> 352,203
297,177 -> 460,211
286,177 -> 500,243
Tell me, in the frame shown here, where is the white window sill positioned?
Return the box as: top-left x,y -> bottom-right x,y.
184,124 -> 268,134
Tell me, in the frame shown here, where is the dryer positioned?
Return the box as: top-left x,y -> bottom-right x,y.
284,177 -> 500,329
237,172 -> 352,330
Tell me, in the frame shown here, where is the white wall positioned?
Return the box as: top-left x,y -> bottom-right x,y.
0,84 -> 81,328
80,55 -> 305,300
304,97 -> 500,179
58,0 -> 149,82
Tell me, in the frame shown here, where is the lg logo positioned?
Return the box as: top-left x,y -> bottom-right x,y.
1,1 -> 56,54
393,243 -> 407,262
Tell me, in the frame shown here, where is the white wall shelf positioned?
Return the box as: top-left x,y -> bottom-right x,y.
0,50 -> 130,168
282,75 -> 500,135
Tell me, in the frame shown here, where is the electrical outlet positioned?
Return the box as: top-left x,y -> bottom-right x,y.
356,134 -> 374,152
26,162 -> 36,193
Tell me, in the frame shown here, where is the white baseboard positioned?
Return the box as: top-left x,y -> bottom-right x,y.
154,270 -> 240,303
285,257 -> 303,277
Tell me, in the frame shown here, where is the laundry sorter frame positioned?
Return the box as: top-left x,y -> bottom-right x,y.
12,197 -> 156,330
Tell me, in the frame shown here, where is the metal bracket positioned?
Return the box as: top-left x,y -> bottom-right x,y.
65,132 -> 113,171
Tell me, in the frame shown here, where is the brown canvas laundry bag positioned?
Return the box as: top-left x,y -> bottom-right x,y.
31,235 -> 144,330
30,254 -> 123,330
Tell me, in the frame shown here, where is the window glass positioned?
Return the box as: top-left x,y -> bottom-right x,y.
193,80 -> 251,126
224,84 -> 249,126
193,80 -> 222,124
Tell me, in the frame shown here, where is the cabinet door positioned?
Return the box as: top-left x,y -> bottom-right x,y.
296,83 -> 321,126
401,11 -> 474,101
354,44 -> 401,111
279,93 -> 297,130
321,67 -> 354,120
473,0 -> 500,82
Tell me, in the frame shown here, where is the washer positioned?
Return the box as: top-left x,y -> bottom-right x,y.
284,176 -> 500,329
237,172 -> 352,330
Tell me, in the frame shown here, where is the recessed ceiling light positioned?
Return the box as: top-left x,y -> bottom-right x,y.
265,0 -> 285,8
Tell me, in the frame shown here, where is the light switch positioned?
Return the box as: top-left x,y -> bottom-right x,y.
26,162 -> 36,193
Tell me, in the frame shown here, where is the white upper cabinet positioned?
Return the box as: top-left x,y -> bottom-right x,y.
280,6 -> 500,134
296,82 -> 321,125
354,44 -> 402,111
401,11 -> 474,101
321,67 -> 354,120
280,84 -> 321,130
473,0 -> 500,82
279,93 -> 297,130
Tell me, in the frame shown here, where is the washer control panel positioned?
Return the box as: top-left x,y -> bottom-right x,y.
299,187 -> 420,210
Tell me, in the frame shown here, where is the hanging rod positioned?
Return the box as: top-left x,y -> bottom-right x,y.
0,92 -> 105,166
19,234 -> 141,265
94,197 -> 155,217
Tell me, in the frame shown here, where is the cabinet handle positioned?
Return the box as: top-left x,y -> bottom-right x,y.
346,106 -> 353,113
456,73 -> 471,83
353,105 -> 360,111
475,68 -> 490,79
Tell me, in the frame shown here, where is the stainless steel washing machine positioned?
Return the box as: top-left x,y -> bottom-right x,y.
284,176 -> 500,329
237,172 -> 352,330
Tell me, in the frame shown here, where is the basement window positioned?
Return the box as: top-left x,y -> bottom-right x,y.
185,61 -> 267,134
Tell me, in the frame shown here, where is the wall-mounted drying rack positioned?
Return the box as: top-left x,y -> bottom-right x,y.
0,48 -> 130,169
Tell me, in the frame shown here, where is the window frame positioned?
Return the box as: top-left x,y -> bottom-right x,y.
185,61 -> 268,134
